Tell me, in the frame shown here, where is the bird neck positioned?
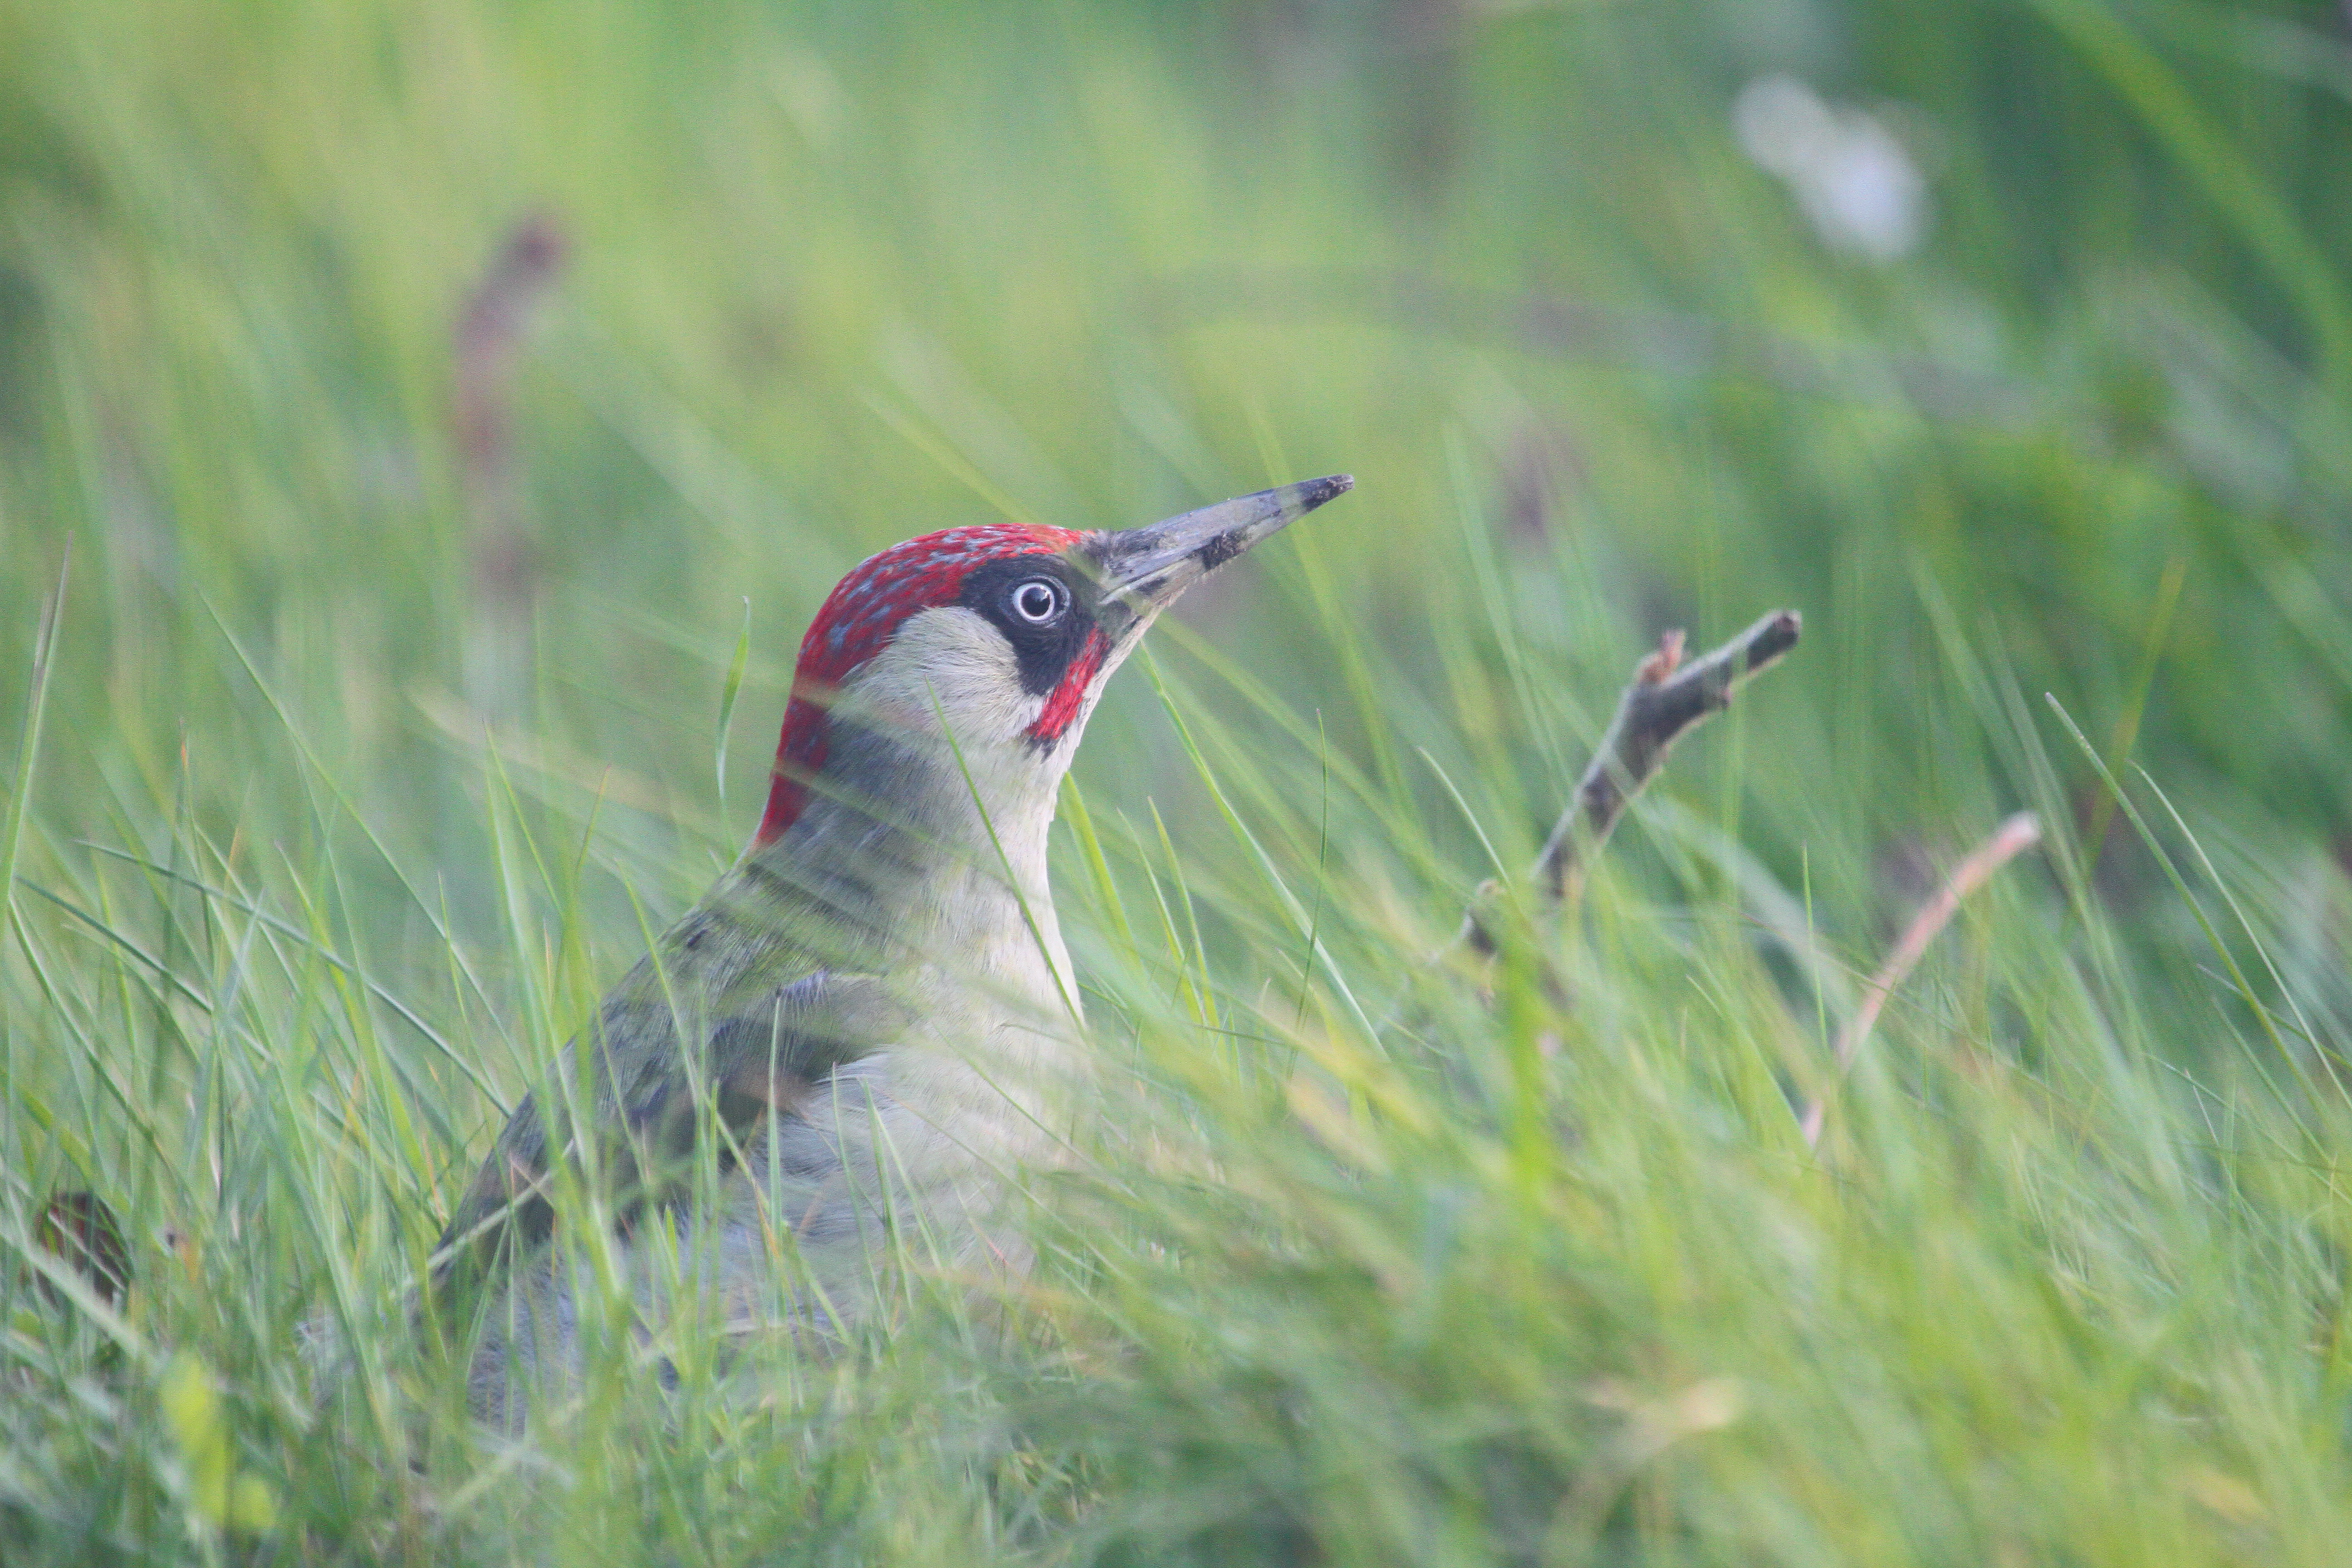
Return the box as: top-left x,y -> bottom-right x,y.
749,711 -> 1068,957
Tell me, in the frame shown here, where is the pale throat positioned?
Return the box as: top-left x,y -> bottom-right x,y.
845,605 -> 1097,824
767,607 -> 1109,946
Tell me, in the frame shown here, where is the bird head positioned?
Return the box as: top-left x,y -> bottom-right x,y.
755,475 -> 1353,846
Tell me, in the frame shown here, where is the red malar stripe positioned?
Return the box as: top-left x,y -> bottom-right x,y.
1026,627 -> 1107,746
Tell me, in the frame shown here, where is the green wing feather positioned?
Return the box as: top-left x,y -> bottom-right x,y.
426,857 -> 910,1305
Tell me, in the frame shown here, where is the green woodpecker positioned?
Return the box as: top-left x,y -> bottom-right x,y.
434,475 -> 1354,1419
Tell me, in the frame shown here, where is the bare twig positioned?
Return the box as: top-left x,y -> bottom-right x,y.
1797,811 -> 2043,1148
1462,609 -> 1803,955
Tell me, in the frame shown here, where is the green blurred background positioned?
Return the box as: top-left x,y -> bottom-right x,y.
7,0 -> 2350,932
9,0 -> 2352,1559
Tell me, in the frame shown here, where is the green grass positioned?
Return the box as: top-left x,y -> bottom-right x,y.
6,0 -> 2352,1560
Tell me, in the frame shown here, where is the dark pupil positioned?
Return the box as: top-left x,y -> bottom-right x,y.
1014,581 -> 1059,622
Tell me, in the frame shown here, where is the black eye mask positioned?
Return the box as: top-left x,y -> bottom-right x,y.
958,555 -> 1098,698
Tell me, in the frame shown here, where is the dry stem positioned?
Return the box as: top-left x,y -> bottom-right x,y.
454,212 -> 568,720
1796,811 -> 2043,1148
1462,609 -> 1802,955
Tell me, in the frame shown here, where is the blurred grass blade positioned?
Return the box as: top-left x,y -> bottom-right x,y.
2029,0 -> 2352,382
3,540 -> 69,959
715,595 -> 752,821
2046,694 -> 2313,1107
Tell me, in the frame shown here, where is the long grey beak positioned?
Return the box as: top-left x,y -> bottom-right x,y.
1085,475 -> 1353,622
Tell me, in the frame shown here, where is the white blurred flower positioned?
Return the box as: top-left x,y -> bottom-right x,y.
1733,74 -> 1927,263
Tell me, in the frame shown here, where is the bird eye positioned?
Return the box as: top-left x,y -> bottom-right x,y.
1009,578 -> 1064,626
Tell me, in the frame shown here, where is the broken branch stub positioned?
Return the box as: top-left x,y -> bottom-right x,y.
1464,609 -> 1802,955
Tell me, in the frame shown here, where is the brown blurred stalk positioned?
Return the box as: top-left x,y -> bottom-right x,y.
454,213 -> 567,722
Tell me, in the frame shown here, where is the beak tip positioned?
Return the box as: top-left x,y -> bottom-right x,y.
1289,474 -> 1354,516
1101,473 -> 1357,602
